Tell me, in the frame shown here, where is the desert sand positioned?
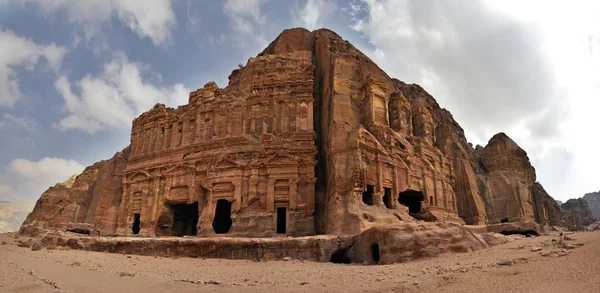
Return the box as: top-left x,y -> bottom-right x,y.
1,231 -> 599,293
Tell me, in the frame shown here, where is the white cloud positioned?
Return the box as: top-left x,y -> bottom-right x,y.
54,53 -> 189,134
0,28 -> 67,107
0,184 -> 18,202
348,0 -> 600,201
0,114 -> 37,132
19,0 -> 176,46
223,0 -> 267,34
8,157 -> 85,187
300,0 -> 336,30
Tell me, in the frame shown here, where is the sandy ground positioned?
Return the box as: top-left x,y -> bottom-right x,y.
0,231 -> 599,293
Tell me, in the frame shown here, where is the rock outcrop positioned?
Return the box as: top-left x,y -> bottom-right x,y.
561,198 -> 594,228
583,191 -> 600,219
22,27 -> 574,237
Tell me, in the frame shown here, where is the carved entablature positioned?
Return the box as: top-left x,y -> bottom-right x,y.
163,165 -> 196,204
413,105 -> 436,145
389,91 -> 412,136
362,76 -> 390,126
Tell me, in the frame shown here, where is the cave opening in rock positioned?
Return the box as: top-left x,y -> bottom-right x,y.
330,248 -> 352,264
499,230 -> 538,237
212,199 -> 232,234
362,184 -> 374,206
276,207 -> 287,234
132,213 -> 141,235
383,188 -> 393,209
371,243 -> 380,264
500,217 -> 509,223
170,202 -> 199,236
398,190 -> 424,214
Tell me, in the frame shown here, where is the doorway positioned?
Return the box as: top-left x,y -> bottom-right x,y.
276,207 -> 287,234
132,213 -> 141,234
383,188 -> 393,209
362,184 -> 374,206
398,190 -> 424,214
170,203 -> 199,236
212,199 -> 232,234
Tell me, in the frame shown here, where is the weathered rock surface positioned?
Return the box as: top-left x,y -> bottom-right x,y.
561,198 -> 594,227
23,27 -> 575,237
34,221 -> 532,264
583,191 -> 600,219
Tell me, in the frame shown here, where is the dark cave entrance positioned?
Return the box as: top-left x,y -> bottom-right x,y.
330,248 -> 352,264
371,243 -> 380,264
398,190 -> 424,214
500,217 -> 509,223
212,199 -> 232,234
499,230 -> 538,237
383,188 -> 393,209
362,184 -> 375,206
132,213 -> 141,235
276,207 -> 287,234
170,203 -> 199,236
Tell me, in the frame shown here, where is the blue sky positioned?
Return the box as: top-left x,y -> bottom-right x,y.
0,0 -> 598,202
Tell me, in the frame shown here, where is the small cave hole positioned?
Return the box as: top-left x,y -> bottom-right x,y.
132,213 -> 141,235
371,243 -> 380,264
398,190 -> 424,214
330,248 -> 352,264
500,217 -> 509,223
362,185 -> 374,206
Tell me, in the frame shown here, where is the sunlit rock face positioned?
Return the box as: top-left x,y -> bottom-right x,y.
22,28 -> 573,237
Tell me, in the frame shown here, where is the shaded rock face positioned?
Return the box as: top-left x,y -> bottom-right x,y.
561,198 -> 594,227
23,148 -> 129,235
583,191 -> 600,219
23,27 -> 574,237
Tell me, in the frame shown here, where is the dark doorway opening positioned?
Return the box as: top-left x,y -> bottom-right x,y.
277,207 -> 287,234
499,229 -> 538,237
330,248 -> 352,264
398,190 -> 424,214
383,188 -> 393,209
362,184 -> 374,206
500,217 -> 509,223
371,243 -> 380,264
212,199 -> 232,234
132,213 -> 141,234
170,203 -> 199,236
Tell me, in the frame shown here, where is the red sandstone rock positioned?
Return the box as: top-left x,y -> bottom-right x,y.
561,198 -> 594,228
22,27 -> 575,238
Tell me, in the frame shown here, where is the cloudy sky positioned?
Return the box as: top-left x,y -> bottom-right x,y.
0,0 -> 598,203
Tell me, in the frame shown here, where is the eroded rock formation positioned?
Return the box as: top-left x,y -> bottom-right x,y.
583,191 -> 600,219
23,28 -> 573,238
561,198 -> 594,228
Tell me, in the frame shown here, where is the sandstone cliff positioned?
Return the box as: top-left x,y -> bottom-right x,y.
561,198 -> 594,227
583,191 -> 600,219
23,147 -> 129,235
22,28 -> 573,236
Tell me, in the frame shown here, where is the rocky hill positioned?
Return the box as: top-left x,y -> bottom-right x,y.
0,201 -> 35,233
21,28 -> 574,237
583,191 -> 600,219
562,198 -> 595,227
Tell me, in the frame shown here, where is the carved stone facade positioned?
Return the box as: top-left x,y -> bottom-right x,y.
115,52 -> 317,237
23,28 -> 577,238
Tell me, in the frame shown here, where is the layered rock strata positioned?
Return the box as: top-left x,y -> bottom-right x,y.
561,198 -> 594,228
23,28 -> 572,237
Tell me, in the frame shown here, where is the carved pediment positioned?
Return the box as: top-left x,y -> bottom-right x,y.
264,151 -> 298,166
213,157 -> 242,169
165,164 -> 195,175
128,171 -> 151,182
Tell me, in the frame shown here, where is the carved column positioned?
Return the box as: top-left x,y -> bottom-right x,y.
305,177 -> 317,215
307,100 -> 314,131
234,180 -> 242,212
267,177 -> 275,213
290,177 -> 299,210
